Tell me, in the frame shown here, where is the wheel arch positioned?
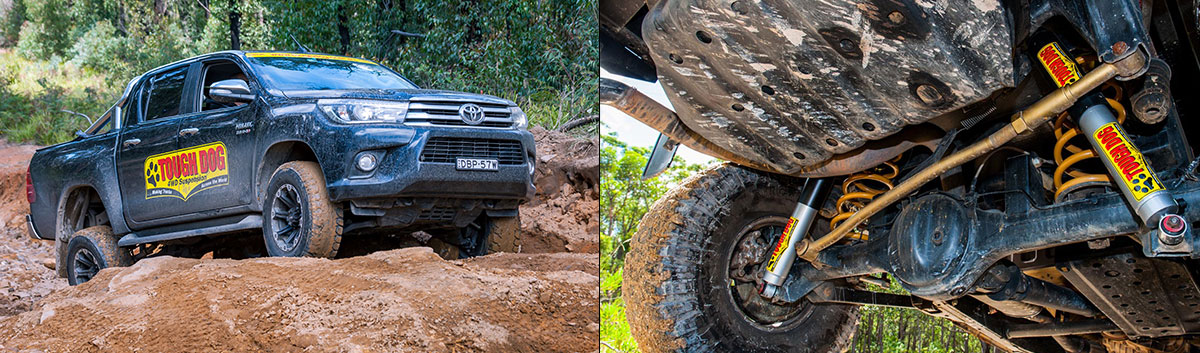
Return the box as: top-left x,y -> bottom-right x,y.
256,140 -> 320,209
55,184 -> 114,240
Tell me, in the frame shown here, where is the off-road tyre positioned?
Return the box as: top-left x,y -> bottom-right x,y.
624,164 -> 859,353
262,161 -> 343,258
486,215 -> 521,254
65,226 -> 131,286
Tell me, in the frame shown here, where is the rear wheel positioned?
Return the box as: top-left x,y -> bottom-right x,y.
262,161 -> 343,258
624,164 -> 859,353
65,226 -> 130,286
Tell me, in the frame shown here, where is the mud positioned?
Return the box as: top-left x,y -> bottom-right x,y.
0,130 -> 600,352
0,144 -> 65,318
0,248 -> 598,352
520,127 -> 600,253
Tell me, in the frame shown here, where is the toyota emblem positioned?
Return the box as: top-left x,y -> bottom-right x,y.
458,103 -> 486,125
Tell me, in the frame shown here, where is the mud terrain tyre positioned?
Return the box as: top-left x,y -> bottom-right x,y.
262,161 -> 343,258
624,164 -> 859,353
65,226 -> 131,285
486,215 -> 521,254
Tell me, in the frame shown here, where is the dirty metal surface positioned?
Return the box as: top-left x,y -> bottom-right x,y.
641,0 -> 1014,173
1061,253 -> 1200,338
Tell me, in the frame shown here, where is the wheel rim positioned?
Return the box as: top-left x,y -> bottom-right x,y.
270,184 -> 304,252
725,216 -> 811,329
72,247 -> 101,284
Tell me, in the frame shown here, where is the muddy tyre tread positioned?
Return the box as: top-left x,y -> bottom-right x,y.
624,164 -> 859,353
267,161 -> 343,258
65,226 -> 131,285
487,215 -> 522,254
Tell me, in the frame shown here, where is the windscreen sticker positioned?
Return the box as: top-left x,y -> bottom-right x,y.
1093,122 -> 1163,201
246,52 -> 374,64
1037,43 -> 1081,87
764,217 -> 798,272
144,142 -> 229,201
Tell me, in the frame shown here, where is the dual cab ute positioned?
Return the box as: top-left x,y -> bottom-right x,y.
25,51 -> 536,285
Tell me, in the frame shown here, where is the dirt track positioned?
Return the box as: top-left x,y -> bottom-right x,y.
0,129 -> 599,352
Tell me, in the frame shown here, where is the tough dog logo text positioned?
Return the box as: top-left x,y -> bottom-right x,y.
1093,122 -> 1163,201
1037,43 -> 1081,87
145,142 -> 229,201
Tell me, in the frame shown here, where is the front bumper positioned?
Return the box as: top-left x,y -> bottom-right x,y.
325,127 -> 536,204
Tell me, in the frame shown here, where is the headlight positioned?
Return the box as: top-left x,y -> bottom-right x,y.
510,106 -> 528,129
319,99 -> 409,123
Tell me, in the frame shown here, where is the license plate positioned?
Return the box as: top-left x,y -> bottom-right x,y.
456,158 -> 499,171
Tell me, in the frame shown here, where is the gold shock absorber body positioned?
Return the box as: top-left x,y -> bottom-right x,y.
830,157 -> 900,241
1052,84 -> 1126,201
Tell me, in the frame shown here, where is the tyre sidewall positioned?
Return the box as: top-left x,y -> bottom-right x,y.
262,166 -> 314,257
626,165 -> 858,353
65,227 -> 123,286
699,183 -> 851,351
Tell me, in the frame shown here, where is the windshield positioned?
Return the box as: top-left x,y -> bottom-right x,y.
245,53 -> 418,91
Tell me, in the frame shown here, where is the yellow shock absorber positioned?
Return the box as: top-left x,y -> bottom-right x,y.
830,157 -> 900,241
1052,82 -> 1126,201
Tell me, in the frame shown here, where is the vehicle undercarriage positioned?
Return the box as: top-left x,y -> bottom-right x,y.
602,0 -> 1200,351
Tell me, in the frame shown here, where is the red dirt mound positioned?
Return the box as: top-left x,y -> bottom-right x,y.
521,127 -> 600,253
0,144 -> 65,318
0,247 -> 599,352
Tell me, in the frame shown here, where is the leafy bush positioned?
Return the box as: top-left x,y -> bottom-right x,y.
1,0 -> 597,144
0,0 -> 24,46
0,49 -> 121,145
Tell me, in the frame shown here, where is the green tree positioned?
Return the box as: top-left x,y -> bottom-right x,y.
600,130 -> 706,352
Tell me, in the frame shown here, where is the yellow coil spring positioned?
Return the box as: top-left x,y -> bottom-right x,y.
1052,82 -> 1126,201
830,157 -> 901,241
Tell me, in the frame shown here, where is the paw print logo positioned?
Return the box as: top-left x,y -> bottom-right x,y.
1131,172 -> 1157,193
146,163 -> 159,187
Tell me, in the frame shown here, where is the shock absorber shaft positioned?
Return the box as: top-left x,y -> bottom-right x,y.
761,178 -> 830,298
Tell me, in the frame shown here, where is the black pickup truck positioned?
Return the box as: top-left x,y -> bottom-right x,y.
25,51 -> 536,284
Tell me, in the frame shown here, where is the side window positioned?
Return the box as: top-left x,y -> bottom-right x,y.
122,85 -> 142,127
200,60 -> 252,111
143,66 -> 188,121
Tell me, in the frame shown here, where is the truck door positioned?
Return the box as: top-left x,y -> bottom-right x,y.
170,58 -> 259,214
116,65 -> 187,224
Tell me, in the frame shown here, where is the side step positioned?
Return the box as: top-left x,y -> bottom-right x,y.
117,214 -> 262,247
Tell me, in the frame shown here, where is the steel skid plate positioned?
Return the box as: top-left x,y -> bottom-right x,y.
641,0 -> 1014,173
1061,253 -> 1200,338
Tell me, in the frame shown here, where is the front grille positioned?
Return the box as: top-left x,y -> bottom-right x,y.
406,100 -> 513,128
420,138 -> 525,165
418,207 -> 456,221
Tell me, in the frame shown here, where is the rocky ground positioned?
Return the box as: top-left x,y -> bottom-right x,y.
0,128 -> 599,352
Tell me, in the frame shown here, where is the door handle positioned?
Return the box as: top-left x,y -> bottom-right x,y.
122,138 -> 141,147
179,128 -> 199,136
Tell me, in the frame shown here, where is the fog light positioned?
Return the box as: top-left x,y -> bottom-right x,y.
356,153 -> 378,172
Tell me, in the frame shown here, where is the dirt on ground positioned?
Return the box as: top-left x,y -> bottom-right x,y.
0,129 -> 599,352
520,127 -> 600,254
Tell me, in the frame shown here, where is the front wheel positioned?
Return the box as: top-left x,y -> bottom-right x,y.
65,226 -> 131,285
624,164 -> 859,353
262,161 -> 344,258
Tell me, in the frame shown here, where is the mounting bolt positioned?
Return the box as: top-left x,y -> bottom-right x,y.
1158,214 -> 1187,245
1113,41 -> 1129,56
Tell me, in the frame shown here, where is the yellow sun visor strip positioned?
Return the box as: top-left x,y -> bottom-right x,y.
246,52 -> 375,64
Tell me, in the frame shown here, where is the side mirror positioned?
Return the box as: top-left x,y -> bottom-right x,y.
209,79 -> 255,103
